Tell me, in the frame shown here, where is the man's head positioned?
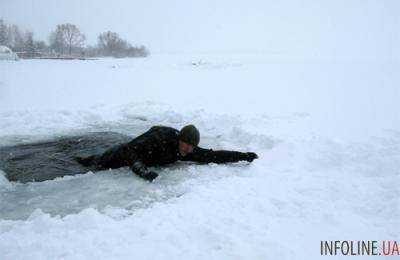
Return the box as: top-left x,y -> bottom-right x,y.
178,124 -> 200,156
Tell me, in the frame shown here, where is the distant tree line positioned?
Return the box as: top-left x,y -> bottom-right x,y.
0,19 -> 149,58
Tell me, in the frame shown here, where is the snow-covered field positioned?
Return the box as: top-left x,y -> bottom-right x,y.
0,54 -> 399,259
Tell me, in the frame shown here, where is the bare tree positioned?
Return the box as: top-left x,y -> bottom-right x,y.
0,19 -> 8,46
97,31 -> 127,57
49,29 -> 64,54
97,31 -> 149,57
8,24 -> 25,52
133,45 -> 150,57
34,40 -> 48,53
50,23 -> 85,55
63,24 -> 85,55
23,31 -> 36,56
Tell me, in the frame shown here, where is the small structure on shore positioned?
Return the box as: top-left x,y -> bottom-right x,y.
0,46 -> 19,61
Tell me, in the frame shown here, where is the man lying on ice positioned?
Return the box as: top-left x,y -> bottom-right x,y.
77,125 -> 258,181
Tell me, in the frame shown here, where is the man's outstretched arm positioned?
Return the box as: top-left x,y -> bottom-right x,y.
181,147 -> 258,164
131,161 -> 158,182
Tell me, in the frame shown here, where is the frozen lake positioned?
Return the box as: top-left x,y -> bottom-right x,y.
0,54 -> 399,259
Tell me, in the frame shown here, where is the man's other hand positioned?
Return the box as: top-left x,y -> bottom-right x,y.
245,152 -> 258,162
142,171 -> 159,182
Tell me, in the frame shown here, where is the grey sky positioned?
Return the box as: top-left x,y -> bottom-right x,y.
0,0 -> 398,57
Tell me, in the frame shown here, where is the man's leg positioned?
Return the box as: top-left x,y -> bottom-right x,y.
75,155 -> 98,167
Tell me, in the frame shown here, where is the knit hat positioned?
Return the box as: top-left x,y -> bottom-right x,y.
179,125 -> 200,146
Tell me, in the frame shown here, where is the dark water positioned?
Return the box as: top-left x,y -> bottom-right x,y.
0,132 -> 131,183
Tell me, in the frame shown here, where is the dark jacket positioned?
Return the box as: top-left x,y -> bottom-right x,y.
79,126 -> 254,180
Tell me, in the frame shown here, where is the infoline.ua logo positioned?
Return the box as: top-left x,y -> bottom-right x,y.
320,240 -> 399,256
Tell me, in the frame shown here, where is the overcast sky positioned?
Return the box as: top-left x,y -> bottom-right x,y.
0,0 -> 399,57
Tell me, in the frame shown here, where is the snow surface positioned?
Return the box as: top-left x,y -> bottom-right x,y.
0,54 -> 399,259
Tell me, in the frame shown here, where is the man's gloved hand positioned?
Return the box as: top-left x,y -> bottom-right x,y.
141,171 -> 159,182
244,152 -> 258,162
131,161 -> 158,182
